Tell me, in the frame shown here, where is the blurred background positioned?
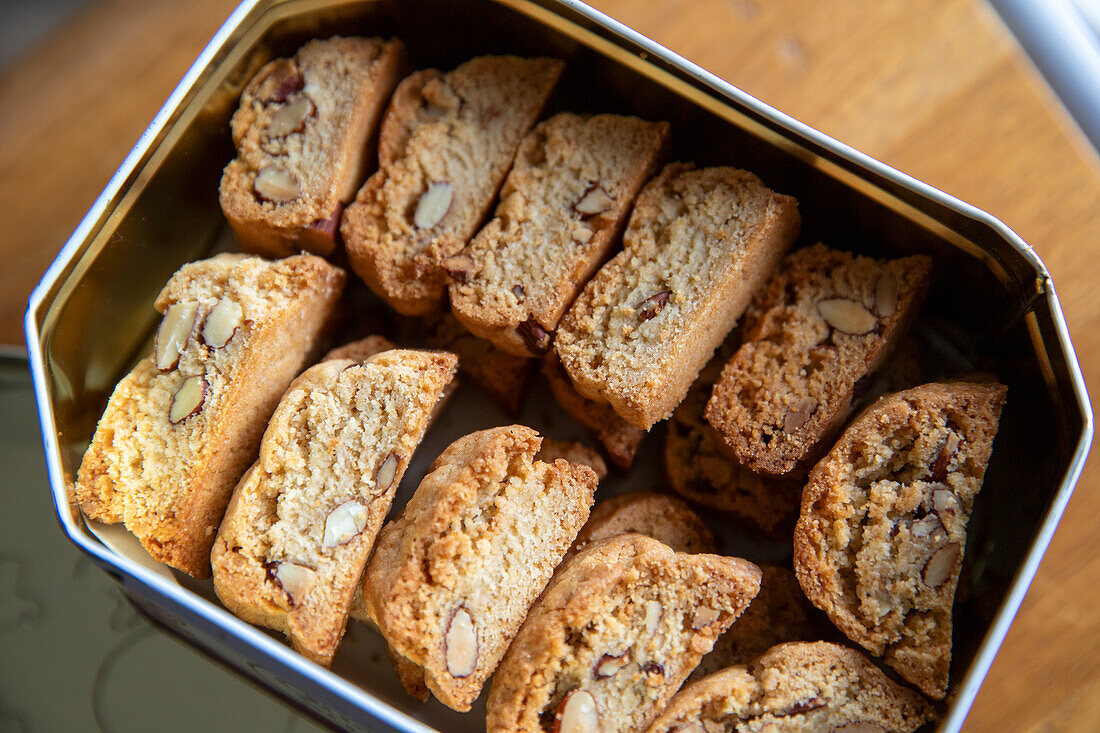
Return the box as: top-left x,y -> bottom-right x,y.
2,0 -> 1100,731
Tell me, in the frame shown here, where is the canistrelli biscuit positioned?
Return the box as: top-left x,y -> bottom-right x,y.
555,164 -> 800,429
220,37 -> 405,257
75,254 -> 345,577
211,349 -> 457,667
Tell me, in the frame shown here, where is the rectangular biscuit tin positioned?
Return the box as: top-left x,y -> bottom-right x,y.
24,0 -> 1092,730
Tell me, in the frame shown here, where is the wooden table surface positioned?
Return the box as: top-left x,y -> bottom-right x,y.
2,0 -> 1097,729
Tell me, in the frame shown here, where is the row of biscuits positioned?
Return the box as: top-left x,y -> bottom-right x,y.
73,34 -> 1010,732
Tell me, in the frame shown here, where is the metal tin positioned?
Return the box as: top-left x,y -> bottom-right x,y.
24,0 -> 1092,730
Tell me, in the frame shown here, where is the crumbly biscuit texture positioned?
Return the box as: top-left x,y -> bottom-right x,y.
220,37 -> 405,257
692,565 -> 827,680
705,244 -> 932,475
665,343 -> 801,535
486,534 -> 762,733
544,351 -> 646,471
76,253 -> 346,577
569,492 -> 715,560
427,313 -> 534,415
211,349 -> 457,667
343,55 -> 564,315
555,164 -> 800,429
450,113 -> 669,356
646,642 -> 935,733
360,426 -> 597,711
794,381 -> 1006,698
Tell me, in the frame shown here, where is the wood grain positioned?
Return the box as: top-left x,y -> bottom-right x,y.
1,0 -> 1097,729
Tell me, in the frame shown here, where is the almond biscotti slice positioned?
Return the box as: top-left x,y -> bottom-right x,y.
360,426 -> 598,711
342,55 -> 564,315
705,243 -> 932,475
692,565 -> 829,681
665,346 -> 801,535
220,37 -> 405,258
448,113 -> 669,356
568,491 -> 716,560
486,534 -> 761,733
210,349 -> 457,667
794,381 -> 1007,699
544,351 -> 645,471
646,642 -> 935,733
75,254 -> 345,577
555,163 -> 800,429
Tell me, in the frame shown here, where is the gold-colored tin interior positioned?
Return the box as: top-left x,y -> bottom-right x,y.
27,0 -> 1088,728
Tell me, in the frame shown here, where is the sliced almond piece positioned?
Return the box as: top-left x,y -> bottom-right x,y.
638,291 -> 672,321
922,542 -> 961,587
255,59 -> 303,104
554,689 -> 599,733
322,500 -> 368,548
441,254 -> 477,283
308,202 -> 344,241
930,432 -> 961,481
254,165 -> 299,202
644,599 -> 663,635
202,297 -> 243,349
875,271 -> 899,317
169,375 -> 207,424
593,650 -> 629,679
373,452 -> 400,496
691,607 -> 721,630
274,562 -> 315,604
817,298 -> 877,335
267,95 -> 314,137
784,397 -> 818,432
572,224 -> 594,244
911,514 -> 944,540
414,181 -> 454,229
444,606 -> 478,678
155,302 -> 199,371
574,185 -> 614,217
517,318 -> 551,355
932,485 -> 960,522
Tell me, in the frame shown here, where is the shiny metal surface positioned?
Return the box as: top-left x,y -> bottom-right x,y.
24,0 -> 1092,730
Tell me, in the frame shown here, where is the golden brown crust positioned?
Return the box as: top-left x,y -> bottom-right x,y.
449,113 -> 670,356
361,426 -> 597,711
646,642 -> 936,733
705,243 -> 932,475
76,254 -> 345,577
568,491 -> 715,559
210,350 -> 457,666
220,37 -> 406,257
537,438 -> 609,480
486,534 -> 762,733
342,56 -> 564,315
794,381 -> 1007,698
555,164 -> 801,429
